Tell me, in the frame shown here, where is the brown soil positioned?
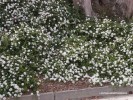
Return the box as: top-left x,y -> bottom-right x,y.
38,78 -> 106,100
38,78 -> 90,93
23,78 -> 110,99
38,78 -> 110,93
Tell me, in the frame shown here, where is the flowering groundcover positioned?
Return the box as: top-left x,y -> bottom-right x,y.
0,0 -> 133,99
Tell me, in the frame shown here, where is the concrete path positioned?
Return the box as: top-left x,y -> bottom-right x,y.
8,86 -> 133,100
99,95 -> 133,100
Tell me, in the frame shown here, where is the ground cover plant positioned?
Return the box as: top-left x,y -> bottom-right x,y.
0,0 -> 133,99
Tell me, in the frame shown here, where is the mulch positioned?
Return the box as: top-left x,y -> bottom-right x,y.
38,78 -> 110,93
23,78 -> 110,100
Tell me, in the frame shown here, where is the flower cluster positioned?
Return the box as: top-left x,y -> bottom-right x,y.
75,18 -> 133,86
0,0 -> 82,99
1,0 -> 133,99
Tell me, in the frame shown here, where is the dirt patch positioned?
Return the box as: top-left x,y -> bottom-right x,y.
38,79 -> 90,93
38,78 -> 110,93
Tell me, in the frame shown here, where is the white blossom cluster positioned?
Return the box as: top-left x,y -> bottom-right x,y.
75,18 -> 133,86
1,0 -> 133,99
0,0 -> 82,99
0,0 -> 78,32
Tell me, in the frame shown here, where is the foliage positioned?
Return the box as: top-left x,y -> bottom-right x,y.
1,0 -> 133,99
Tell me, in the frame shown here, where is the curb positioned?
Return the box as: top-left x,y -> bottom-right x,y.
6,86 -> 133,100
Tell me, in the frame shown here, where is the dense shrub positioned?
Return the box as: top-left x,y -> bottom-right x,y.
1,0 -> 133,99
0,0 -> 83,98
0,0 -> 83,32
75,18 -> 133,86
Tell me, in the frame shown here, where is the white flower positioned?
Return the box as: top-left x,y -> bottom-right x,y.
62,52 -> 67,56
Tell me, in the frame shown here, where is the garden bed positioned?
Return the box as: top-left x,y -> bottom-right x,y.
23,78 -> 110,95
1,0 -> 133,99
38,78 -> 110,93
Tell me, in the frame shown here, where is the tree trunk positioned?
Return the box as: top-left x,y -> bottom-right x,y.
72,0 -> 95,17
114,0 -> 133,19
83,0 -> 94,16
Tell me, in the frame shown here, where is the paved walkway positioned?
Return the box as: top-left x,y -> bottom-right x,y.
99,95 -> 133,100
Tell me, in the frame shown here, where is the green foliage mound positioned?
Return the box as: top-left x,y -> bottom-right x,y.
1,0 -> 133,99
